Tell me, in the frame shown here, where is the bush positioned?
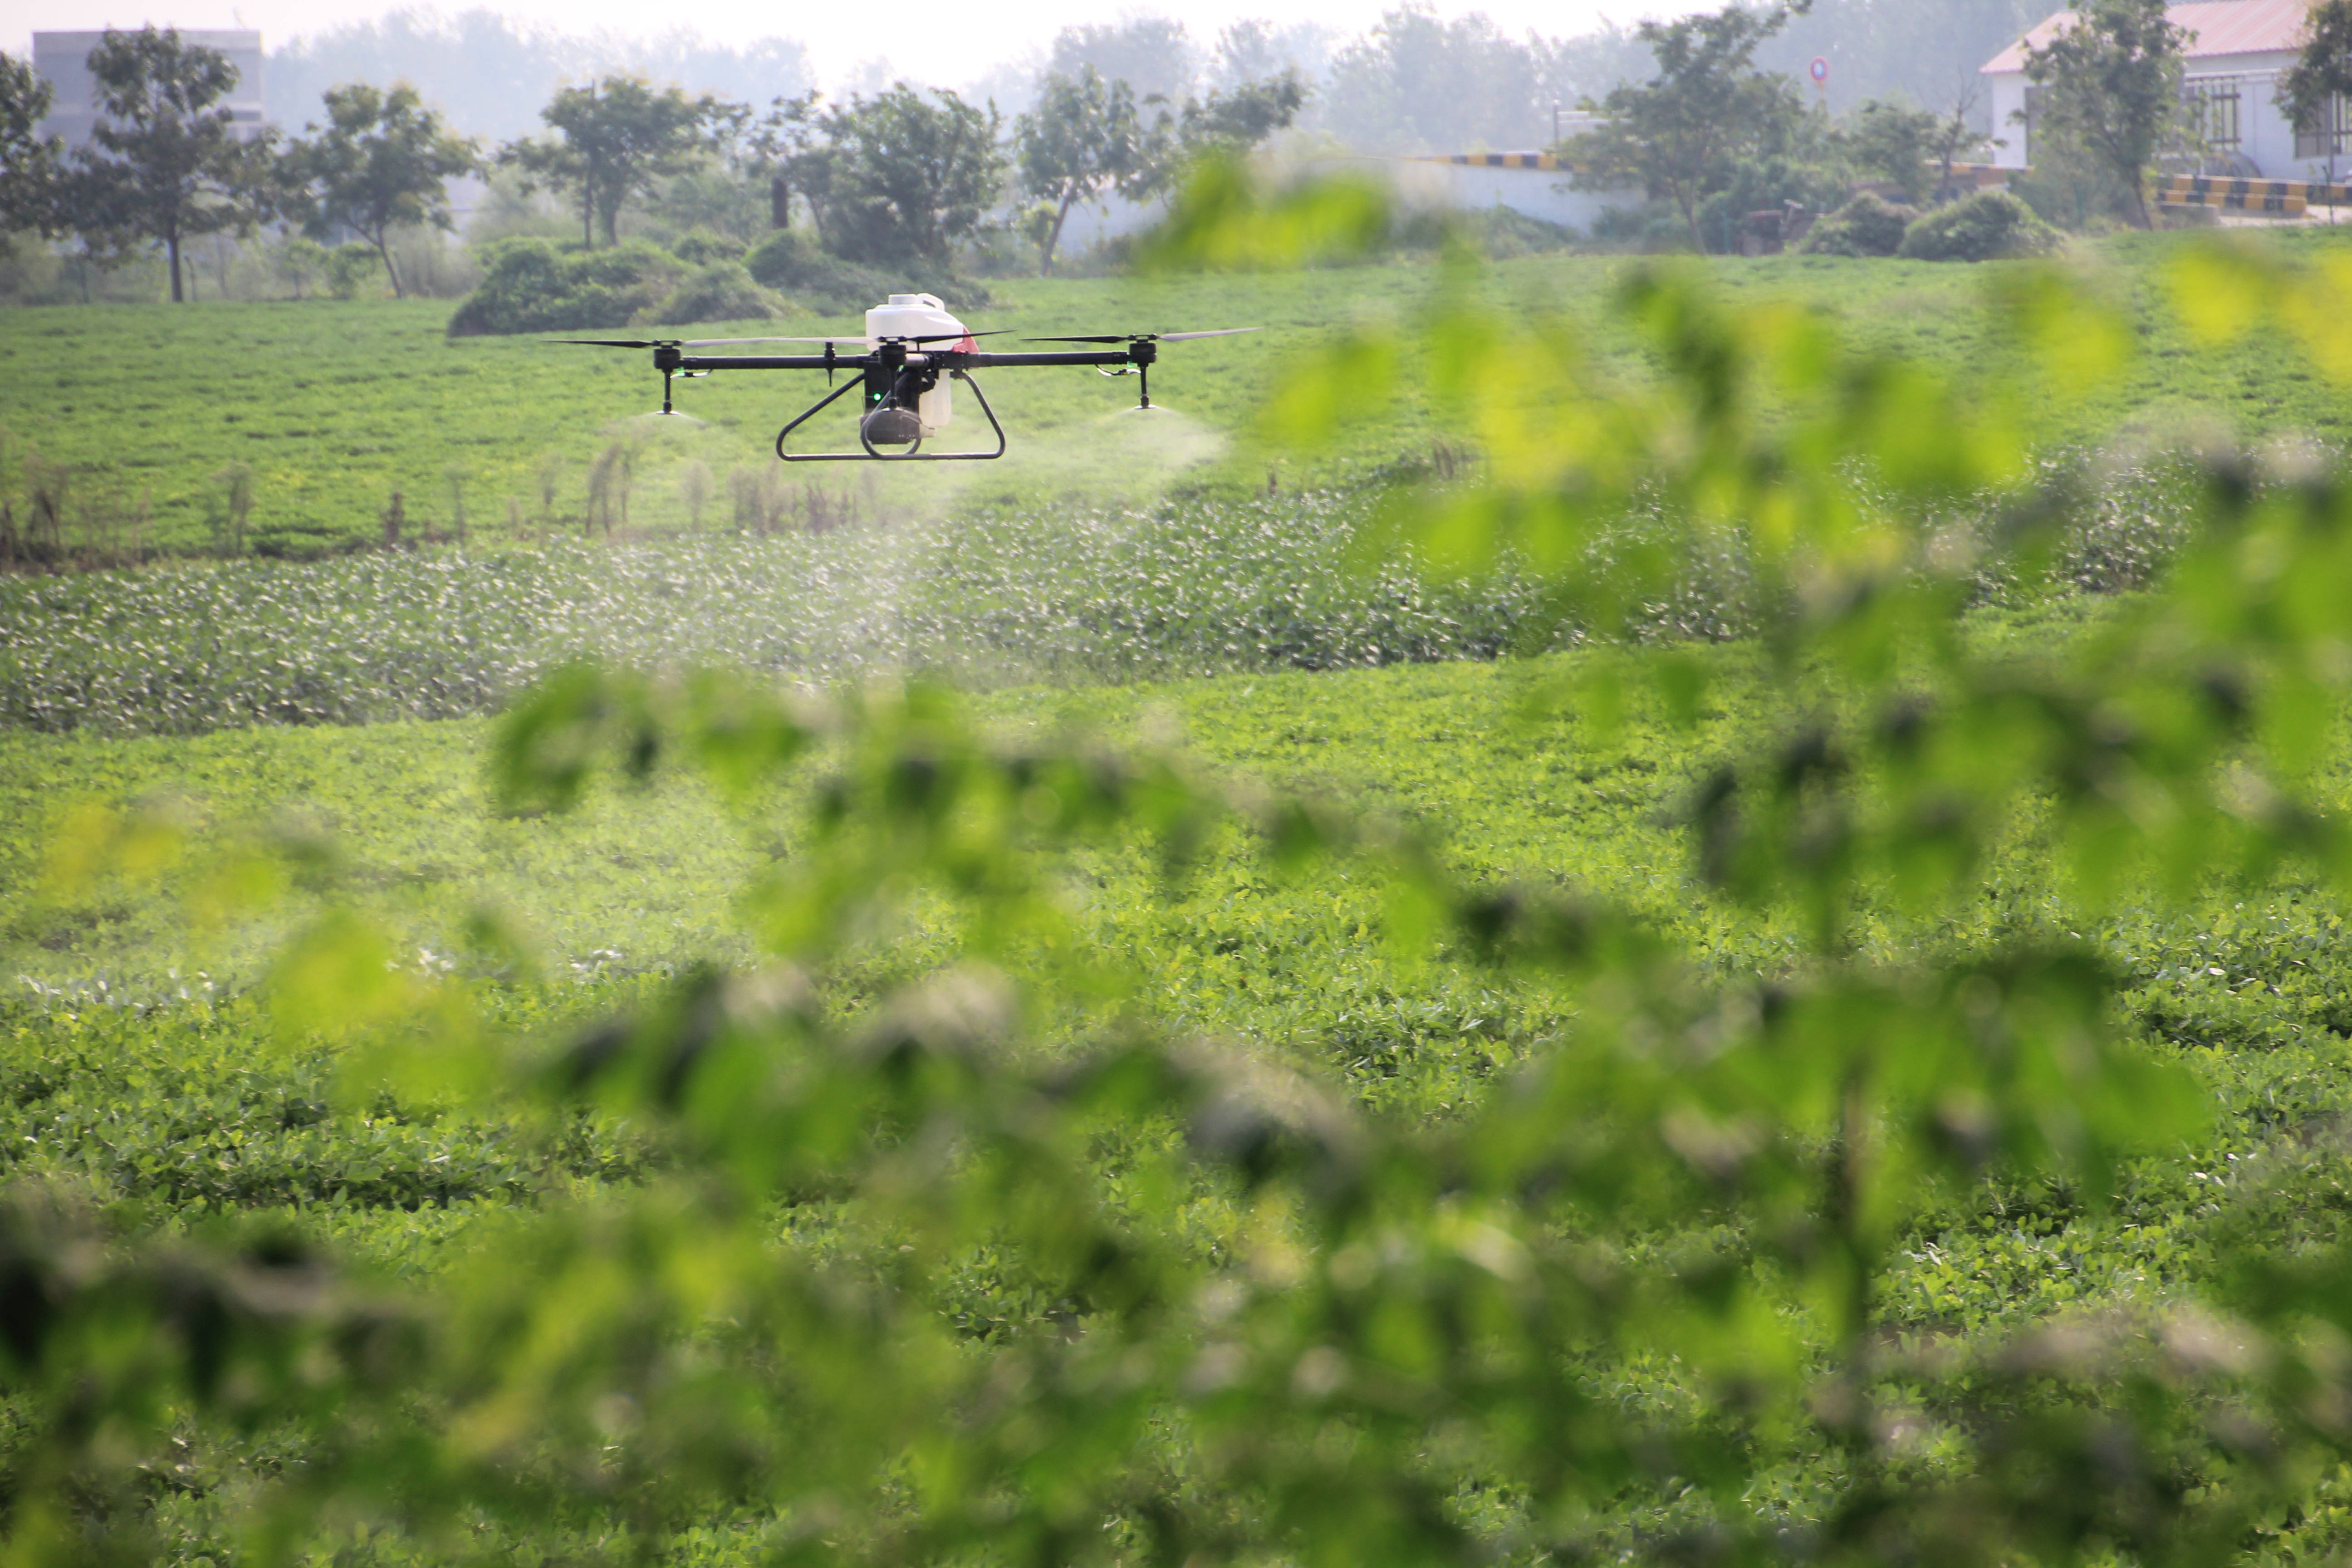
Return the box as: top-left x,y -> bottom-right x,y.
1800,192 -> 1916,257
1586,200 -> 1701,253
1898,190 -> 2062,262
651,261 -> 785,325
1392,206 -> 1580,258
1693,155 -> 1853,254
670,231 -> 744,266
446,239 -> 681,338
326,242 -> 386,299
743,228 -> 990,313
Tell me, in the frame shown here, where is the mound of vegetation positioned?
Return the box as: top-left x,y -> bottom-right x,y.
1899,190 -> 2063,262
669,231 -> 745,267
743,229 -> 990,313
1392,205 -> 1581,258
446,238 -> 683,337
651,260 -> 785,325
1801,192 -> 1916,257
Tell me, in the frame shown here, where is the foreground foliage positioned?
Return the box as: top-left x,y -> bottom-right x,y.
15,201 -> 2352,1565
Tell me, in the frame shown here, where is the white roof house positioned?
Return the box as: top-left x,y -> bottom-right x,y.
1981,0 -> 2333,177
32,29 -> 266,148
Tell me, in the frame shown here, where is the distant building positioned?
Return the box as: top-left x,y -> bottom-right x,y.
32,28 -> 265,148
1982,0 -> 2330,178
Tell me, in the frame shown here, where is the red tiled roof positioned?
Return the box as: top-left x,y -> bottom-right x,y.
1983,0 -> 2314,74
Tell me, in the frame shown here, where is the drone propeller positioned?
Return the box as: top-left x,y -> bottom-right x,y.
683,330 -> 1013,348
552,335 -> 868,348
1023,328 -> 1261,344
552,330 -> 1013,350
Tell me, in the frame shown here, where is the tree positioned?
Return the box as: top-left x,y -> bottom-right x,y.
1842,98 -> 1944,201
1318,9 -> 1553,153
501,76 -> 721,248
1016,67 -> 1147,276
0,52 -> 64,243
1046,19 -> 1200,110
2019,0 -> 2186,229
1122,71 -> 1312,208
813,84 -> 1003,264
1926,86 -> 1994,192
1836,92 -> 1993,204
1207,19 -> 1334,92
2278,0 -> 2352,163
1752,0 -> 2049,115
69,26 -> 274,304
1176,70 -> 1310,157
720,90 -> 826,237
283,83 -> 479,298
1567,0 -> 1814,251
268,13 -> 813,148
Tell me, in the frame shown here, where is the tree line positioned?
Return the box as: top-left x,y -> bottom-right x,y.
0,25 -> 1306,302
15,0 -> 2352,304
1568,0 -> 2352,248
255,2 -> 2069,159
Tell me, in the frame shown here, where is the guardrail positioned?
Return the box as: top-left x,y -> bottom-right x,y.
2155,174 -> 2340,215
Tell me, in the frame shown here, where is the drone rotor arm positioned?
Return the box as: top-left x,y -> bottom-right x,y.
1021,328 -> 1260,344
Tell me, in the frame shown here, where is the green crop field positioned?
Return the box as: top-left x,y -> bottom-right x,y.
11,227 -> 2352,1563
9,613 -> 2352,1560
6,230 -> 2351,557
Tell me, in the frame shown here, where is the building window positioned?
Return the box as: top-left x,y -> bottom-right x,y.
2185,79 -> 2242,153
2295,92 -> 2352,158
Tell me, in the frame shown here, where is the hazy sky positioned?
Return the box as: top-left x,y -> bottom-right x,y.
13,0 -> 1709,92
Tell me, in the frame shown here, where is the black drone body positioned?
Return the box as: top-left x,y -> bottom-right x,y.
559,298 -> 1256,462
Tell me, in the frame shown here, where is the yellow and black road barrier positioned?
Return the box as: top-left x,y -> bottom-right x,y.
2155,174 -> 2344,216
1413,152 -> 1573,171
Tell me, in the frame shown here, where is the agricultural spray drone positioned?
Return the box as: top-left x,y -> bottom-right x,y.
559,293 -> 1258,462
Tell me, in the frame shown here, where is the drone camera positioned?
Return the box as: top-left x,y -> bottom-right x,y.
862,404 -> 923,446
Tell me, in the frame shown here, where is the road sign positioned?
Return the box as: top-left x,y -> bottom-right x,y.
1809,56 -> 1830,83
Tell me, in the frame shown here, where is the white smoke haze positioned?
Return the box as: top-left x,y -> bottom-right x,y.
13,0 -> 1696,101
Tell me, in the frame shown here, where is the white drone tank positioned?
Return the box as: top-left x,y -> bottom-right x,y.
866,293 -> 969,436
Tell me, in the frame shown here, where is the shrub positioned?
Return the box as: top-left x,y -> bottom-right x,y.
325,242 -> 386,299
743,228 -> 990,312
446,239 -> 681,338
1586,200 -> 1701,253
651,261 -> 784,325
1693,155 -> 1854,253
670,231 -> 744,266
1800,192 -> 1916,257
1898,190 -> 2062,262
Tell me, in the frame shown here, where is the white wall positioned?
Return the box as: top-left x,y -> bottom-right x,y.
1986,51 -> 2351,181
1044,155 -> 1642,260
1362,158 -> 1641,231
1986,71 -> 2032,169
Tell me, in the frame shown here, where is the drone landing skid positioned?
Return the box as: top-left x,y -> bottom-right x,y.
774,370 -> 1009,462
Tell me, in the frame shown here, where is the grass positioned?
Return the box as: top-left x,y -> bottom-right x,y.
6,229 -> 2352,557
9,229 -> 2352,1557
7,621 -> 2352,1558
0,500 -> 1564,734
